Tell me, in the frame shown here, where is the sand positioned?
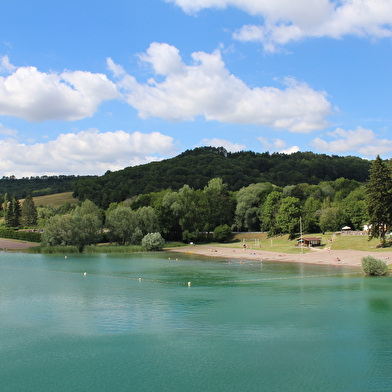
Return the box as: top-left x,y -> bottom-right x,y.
167,244 -> 392,268
0,238 -> 39,250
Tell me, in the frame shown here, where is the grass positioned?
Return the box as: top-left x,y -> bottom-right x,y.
31,192 -> 79,207
211,231 -> 392,255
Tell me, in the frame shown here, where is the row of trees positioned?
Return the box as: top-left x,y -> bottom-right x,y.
1,194 -> 38,227
39,175 -> 372,250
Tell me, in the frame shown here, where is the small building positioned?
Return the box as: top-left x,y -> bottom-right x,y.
297,237 -> 322,247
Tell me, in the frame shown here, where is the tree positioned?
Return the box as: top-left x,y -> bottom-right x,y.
260,190 -> 282,236
365,155 -> 392,243
204,178 -> 235,232
136,206 -> 160,235
21,195 -> 38,226
5,196 -> 21,227
106,206 -> 138,245
319,206 -> 344,233
302,197 -> 322,233
235,183 -> 274,231
275,197 -> 301,239
213,224 -> 232,242
42,199 -> 102,252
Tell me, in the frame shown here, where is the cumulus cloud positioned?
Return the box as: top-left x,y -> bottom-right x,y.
166,0 -> 392,51
0,129 -> 176,177
109,43 -> 332,132
198,137 -> 246,152
258,136 -> 299,154
0,59 -> 119,122
311,126 -> 392,157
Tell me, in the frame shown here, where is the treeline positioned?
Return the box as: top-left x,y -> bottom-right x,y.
0,175 -> 94,199
39,175 -> 371,252
73,147 -> 371,209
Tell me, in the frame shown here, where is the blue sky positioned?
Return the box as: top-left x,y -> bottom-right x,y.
1,0 -> 392,177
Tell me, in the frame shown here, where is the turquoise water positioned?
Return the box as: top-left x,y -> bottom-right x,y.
1,252 -> 391,391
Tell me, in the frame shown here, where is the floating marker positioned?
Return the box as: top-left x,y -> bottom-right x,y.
138,278 -> 142,281
187,281 -> 191,287
83,272 -> 87,276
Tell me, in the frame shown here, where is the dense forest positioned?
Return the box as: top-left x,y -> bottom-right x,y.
73,147 -> 371,209
0,175 -> 93,199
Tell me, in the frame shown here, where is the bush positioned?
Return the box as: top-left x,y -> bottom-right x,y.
131,228 -> 143,245
361,256 -> 388,276
213,224 -> 232,242
142,232 -> 165,251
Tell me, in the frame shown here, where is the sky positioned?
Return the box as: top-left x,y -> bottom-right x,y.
1,0 -> 392,177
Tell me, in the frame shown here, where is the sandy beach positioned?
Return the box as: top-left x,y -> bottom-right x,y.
167,244 -> 392,268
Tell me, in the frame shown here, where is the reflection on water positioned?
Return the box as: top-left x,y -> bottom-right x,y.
0,252 -> 391,391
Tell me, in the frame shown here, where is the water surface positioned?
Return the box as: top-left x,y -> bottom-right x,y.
1,252 -> 391,391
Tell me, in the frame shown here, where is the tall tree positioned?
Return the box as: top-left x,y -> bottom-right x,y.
365,155 -> 392,243
6,196 -> 21,227
21,195 -> 38,226
275,196 -> 301,239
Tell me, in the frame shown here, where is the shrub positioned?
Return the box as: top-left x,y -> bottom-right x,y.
142,232 -> 165,251
361,256 -> 388,276
213,224 -> 232,242
131,228 -> 143,245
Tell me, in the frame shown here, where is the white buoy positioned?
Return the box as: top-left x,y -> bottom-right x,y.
64,256 -> 67,259
83,272 -> 87,276
187,281 -> 191,287
138,278 -> 142,282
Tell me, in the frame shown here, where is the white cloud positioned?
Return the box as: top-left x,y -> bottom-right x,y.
0,60 -> 120,122
311,126 -> 392,157
109,43 -> 332,132
167,0 -> 392,51
257,136 -> 299,154
0,55 -> 16,73
0,129 -> 176,177
0,123 -> 17,136
198,137 -> 246,152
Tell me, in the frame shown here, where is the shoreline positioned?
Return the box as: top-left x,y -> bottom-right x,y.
167,244 -> 392,268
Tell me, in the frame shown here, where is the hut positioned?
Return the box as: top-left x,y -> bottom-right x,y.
297,237 -> 322,247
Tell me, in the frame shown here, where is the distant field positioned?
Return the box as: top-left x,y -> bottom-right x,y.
32,192 -> 79,207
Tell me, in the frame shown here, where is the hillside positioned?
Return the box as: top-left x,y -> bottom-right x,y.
73,147 -> 371,208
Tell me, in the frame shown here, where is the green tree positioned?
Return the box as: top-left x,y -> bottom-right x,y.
302,197 -> 322,233
319,206 -> 344,233
204,178 -> 235,232
235,183 -> 274,231
136,206 -> 160,235
213,224 -> 232,242
365,155 -> 392,243
21,195 -> 38,226
6,196 -> 21,227
106,206 -> 138,245
42,199 -> 102,252
275,197 -> 301,239
260,190 -> 282,236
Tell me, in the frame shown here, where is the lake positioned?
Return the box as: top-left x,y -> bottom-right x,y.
1,252 -> 391,391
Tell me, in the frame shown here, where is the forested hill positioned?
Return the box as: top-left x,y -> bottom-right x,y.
73,147 -> 371,209
0,175 -> 92,200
